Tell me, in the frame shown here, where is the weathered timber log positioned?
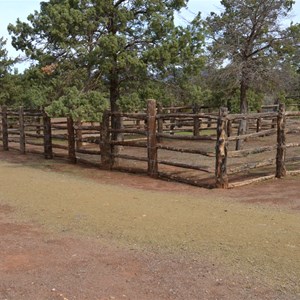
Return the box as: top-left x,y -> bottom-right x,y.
147,99 -> 158,177
228,145 -> 276,158
75,120 -> 82,150
19,107 -> 26,154
67,117 -> 76,163
26,141 -> 44,147
51,134 -> 68,140
2,106 -> 8,151
227,112 -> 278,120
193,116 -> 200,136
285,111 -> 300,117
158,160 -> 213,173
76,148 -> 101,155
157,133 -> 216,141
286,142 -> 300,148
51,125 -> 68,129
157,144 -> 215,157
73,125 -> 101,131
43,111 -> 53,159
286,170 -> 300,176
112,153 -> 148,162
52,143 -> 68,150
276,104 -> 286,178
228,158 -> 275,175
157,113 -> 219,120
285,156 -> 300,162
109,128 -> 147,135
228,128 -> 276,141
110,140 -> 147,148
26,132 -> 46,138
76,136 -> 100,144
158,172 -> 215,189
23,112 -> 43,117
215,107 -> 228,188
100,110 -> 112,169
228,175 -> 275,188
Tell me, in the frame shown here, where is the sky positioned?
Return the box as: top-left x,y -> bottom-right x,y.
0,0 -> 300,70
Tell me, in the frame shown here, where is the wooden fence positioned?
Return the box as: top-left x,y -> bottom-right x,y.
0,100 -> 299,188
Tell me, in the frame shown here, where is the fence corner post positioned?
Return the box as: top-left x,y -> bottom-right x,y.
67,117 -> 76,163
276,103 -> 286,178
215,107 -> 228,188
43,110 -> 53,159
2,105 -> 8,151
147,99 -> 158,178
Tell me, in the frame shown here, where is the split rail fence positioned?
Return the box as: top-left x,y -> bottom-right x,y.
0,100 -> 299,188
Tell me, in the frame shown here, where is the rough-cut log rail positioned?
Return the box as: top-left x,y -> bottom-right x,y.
109,128 -> 147,135
157,144 -> 215,157
157,133 -> 216,141
158,160 -> 213,173
285,111 -> 300,117
52,143 -> 68,150
76,149 -> 101,155
77,136 -> 100,143
286,142 -> 300,148
74,125 -> 101,131
110,140 -> 147,148
26,141 -> 44,147
157,113 -> 219,120
228,129 -> 276,141
286,156 -> 300,162
112,153 -> 148,162
51,134 -> 68,140
227,112 -> 278,120
51,125 -> 68,130
228,145 -> 277,158
228,158 -> 275,175
228,175 -> 276,188
23,112 -> 43,117
25,133 -> 44,138
51,121 -> 68,125
158,172 -> 215,189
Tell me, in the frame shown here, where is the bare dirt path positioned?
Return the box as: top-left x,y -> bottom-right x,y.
0,151 -> 299,299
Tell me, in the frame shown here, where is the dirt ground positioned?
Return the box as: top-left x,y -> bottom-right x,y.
0,151 -> 300,300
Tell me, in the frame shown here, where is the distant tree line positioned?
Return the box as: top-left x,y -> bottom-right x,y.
0,0 -> 299,123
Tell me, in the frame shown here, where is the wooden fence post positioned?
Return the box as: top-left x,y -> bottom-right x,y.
100,110 -> 113,169
76,120 -> 83,150
276,103 -> 286,178
215,107 -> 228,188
67,117 -> 76,163
147,99 -> 158,178
2,106 -> 8,151
19,106 -> 26,154
193,104 -> 200,137
43,111 -> 53,159
157,103 -> 163,143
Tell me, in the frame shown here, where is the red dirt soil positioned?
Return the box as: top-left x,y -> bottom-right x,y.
0,151 -> 300,300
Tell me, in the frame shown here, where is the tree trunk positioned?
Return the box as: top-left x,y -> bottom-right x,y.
109,67 -> 123,166
236,78 -> 248,150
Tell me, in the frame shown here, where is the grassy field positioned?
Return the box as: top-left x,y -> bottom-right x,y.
0,156 -> 299,297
